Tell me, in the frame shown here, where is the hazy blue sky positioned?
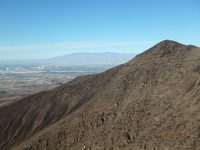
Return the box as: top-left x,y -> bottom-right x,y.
0,0 -> 200,60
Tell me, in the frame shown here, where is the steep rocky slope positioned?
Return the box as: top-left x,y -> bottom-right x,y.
0,40 -> 200,150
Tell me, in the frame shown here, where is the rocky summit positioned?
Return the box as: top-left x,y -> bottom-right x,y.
0,40 -> 200,150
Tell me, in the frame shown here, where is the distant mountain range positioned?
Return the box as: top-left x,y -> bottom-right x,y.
0,52 -> 136,65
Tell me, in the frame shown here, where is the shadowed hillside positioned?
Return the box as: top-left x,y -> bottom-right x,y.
0,40 -> 200,150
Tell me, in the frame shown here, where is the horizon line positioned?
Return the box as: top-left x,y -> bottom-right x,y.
0,51 -> 137,61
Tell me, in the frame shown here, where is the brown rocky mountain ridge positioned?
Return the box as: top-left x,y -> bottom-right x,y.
0,40 -> 200,150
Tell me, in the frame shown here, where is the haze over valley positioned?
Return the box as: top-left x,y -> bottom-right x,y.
0,52 -> 135,106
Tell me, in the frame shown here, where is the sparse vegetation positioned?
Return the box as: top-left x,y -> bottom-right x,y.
0,90 -> 7,94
